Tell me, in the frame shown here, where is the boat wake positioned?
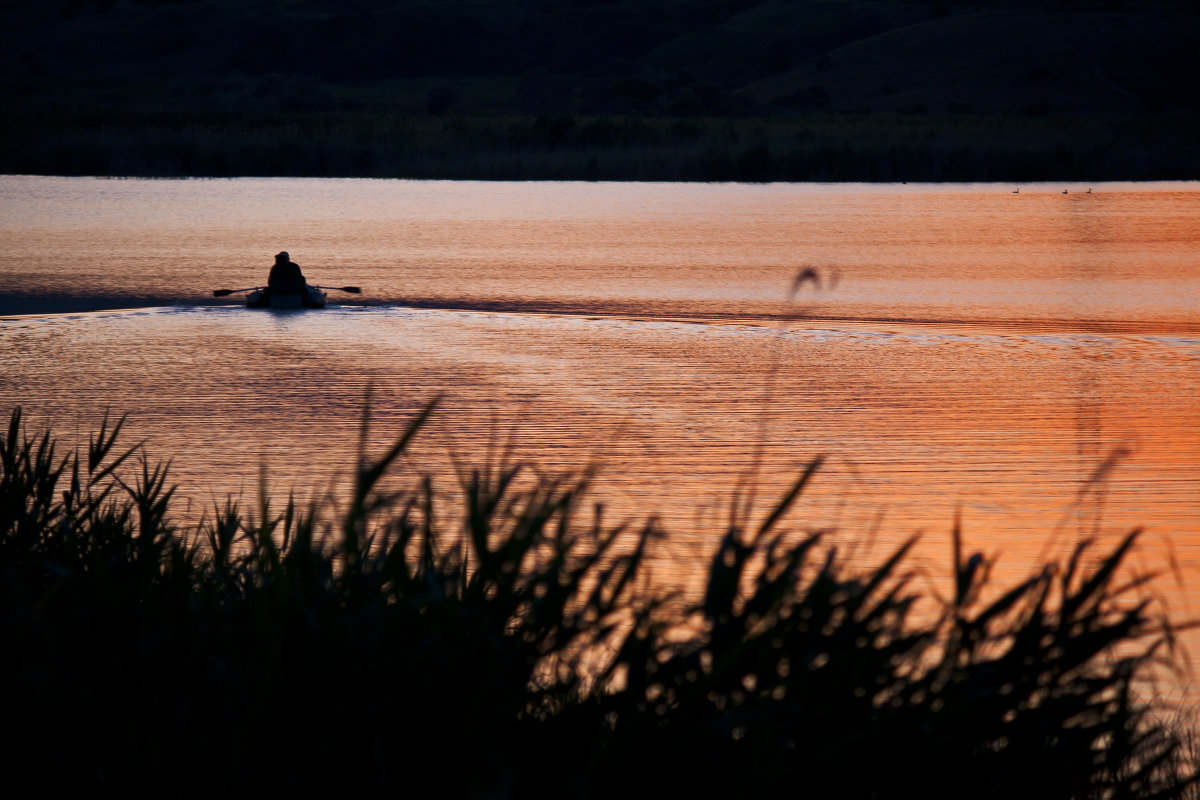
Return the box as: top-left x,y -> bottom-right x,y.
358,296 -> 1200,338
0,292 -> 214,319
4,292 -> 1197,340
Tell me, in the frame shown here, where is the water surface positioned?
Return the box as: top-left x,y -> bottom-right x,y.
2,177 -> 1198,692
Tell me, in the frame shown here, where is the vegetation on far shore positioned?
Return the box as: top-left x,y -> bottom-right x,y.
3,0 -> 1198,181
6,106 -> 1199,182
2,402 -> 1196,796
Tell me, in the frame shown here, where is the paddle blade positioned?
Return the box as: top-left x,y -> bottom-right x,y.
341,286 -> 362,294
213,289 -> 234,297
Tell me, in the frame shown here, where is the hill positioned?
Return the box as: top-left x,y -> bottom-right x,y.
1,0 -> 1197,179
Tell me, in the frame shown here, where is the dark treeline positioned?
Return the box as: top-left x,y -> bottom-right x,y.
5,107 -> 1197,181
2,0 -> 1198,180
1,404 -> 1196,796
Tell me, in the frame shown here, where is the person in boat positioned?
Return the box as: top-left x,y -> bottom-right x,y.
267,251 -> 306,297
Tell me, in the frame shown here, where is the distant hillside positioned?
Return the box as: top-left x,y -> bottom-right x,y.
4,0 -> 1197,115
2,0 -> 1197,179
741,4 -> 1199,115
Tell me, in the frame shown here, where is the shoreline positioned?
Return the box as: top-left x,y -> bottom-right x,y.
5,174 -> 1200,188
4,111 -> 1198,183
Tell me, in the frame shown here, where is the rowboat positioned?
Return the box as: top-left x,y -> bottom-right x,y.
245,286 -> 327,309
213,283 -> 358,306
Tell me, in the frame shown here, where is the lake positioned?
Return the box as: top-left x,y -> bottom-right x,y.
2,176 -> 1198,693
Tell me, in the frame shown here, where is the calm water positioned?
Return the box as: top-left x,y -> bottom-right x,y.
2,176 -> 1199,688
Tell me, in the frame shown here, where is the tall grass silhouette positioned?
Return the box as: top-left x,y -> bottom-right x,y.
0,403 -> 1194,797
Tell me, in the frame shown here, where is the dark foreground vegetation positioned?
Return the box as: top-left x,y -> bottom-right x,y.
2,403 -> 1196,797
3,0 -> 1198,180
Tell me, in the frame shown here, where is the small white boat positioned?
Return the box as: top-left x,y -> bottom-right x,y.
245,286 -> 327,309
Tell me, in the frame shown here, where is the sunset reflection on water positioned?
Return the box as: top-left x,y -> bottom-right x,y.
2,177 -> 1198,694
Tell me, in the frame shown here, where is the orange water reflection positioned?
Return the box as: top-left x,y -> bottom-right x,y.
1,178 -> 1198,700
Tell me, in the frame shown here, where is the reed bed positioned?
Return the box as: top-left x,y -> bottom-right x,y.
0,403 -> 1195,797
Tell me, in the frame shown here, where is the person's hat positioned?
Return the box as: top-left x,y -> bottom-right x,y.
276,251 -> 289,260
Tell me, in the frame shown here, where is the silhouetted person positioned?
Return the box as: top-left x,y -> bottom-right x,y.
268,251 -> 306,296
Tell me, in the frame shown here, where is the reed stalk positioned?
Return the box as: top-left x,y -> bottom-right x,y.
0,405 -> 1193,797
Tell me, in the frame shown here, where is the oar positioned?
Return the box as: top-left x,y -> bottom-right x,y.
311,285 -> 362,294
212,287 -> 262,297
